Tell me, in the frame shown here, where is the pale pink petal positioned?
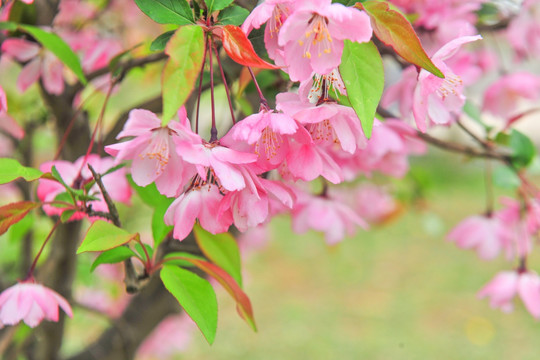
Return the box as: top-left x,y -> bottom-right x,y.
518,273 -> 540,319
117,109 -> 161,138
433,35 -> 482,62
17,58 -> 42,93
327,6 -> 372,43
165,191 -> 202,241
1,38 -> 40,61
42,53 -> 64,95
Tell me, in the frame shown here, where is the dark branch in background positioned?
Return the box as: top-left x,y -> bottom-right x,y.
376,105 -> 513,163
87,164 -> 141,294
70,52 -> 168,95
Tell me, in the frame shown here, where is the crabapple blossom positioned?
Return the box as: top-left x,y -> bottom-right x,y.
105,108 -> 199,197
447,215 -> 513,260
1,38 -> 65,95
0,280 -> 73,328
277,0 -> 372,81
478,271 -> 540,318
291,186 -> 368,244
37,154 -> 131,220
482,72 -> 540,121
0,85 -> 6,113
412,35 -> 482,132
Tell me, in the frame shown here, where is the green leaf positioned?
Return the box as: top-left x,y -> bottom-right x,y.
134,0 -> 194,25
0,201 -> 40,236
90,246 -> 136,272
204,0 -> 233,14
60,210 -> 76,223
77,220 -> 137,254
152,200 -> 173,246
0,21 -> 17,31
150,30 -> 175,52
358,1 -> 444,78
217,5 -> 249,25
19,25 -> 87,85
0,158 -> 43,184
193,225 -> 242,287
510,129 -> 536,168
492,166 -> 521,190
134,243 -> 154,261
339,40 -> 384,138
160,265 -> 218,344
162,25 -> 205,125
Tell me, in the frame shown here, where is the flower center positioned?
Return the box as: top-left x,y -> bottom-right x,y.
436,74 -> 463,100
307,119 -> 338,145
187,168 -> 226,195
308,69 -> 347,104
140,129 -> 170,175
268,4 -> 290,38
298,15 -> 333,59
255,127 -> 284,160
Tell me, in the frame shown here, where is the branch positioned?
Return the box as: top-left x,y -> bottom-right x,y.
71,52 -> 167,94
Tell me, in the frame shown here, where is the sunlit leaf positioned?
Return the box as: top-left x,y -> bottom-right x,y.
510,129 -> 536,169
339,40 -> 384,138
0,201 -> 40,236
160,265 -> 218,344
357,1 -> 444,78
77,220 -> 137,254
204,0 -> 233,14
193,225 -> 242,286
221,25 -> 278,69
90,247 -> 137,272
162,25 -> 205,125
150,30 -> 175,52
0,158 -> 43,184
134,0 -> 194,25
217,5 -> 249,25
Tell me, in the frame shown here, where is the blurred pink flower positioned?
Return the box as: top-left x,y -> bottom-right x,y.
0,85 -> 6,113
277,0 -> 372,81
447,215 -> 513,260
136,314 -> 194,359
412,35 -> 482,132
482,72 -> 540,121
0,280 -> 73,328
1,38 -> 65,95
478,271 -> 540,319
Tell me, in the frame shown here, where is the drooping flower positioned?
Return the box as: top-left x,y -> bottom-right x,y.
105,108 -> 199,197
447,214 -> 513,260
412,35 -> 482,132
291,186 -> 368,244
0,280 -> 73,328
277,0 -> 372,81
1,38 -> 65,95
478,271 -> 540,319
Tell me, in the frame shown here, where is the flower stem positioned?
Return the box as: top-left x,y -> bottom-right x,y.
27,219 -> 62,279
212,39 -> 236,124
209,38 -> 217,142
195,36 -> 209,134
248,67 -> 269,110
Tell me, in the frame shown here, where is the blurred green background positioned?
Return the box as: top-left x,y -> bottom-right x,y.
181,150 -> 540,360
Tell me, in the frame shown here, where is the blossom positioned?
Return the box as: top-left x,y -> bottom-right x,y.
0,85 -> 6,114
1,38 -> 65,95
478,271 -> 540,318
277,92 -> 366,154
482,72 -> 540,121
291,187 -> 368,244
277,0 -> 372,81
105,108 -> 199,197
412,35 -> 482,132
225,108 -> 299,171
447,215 -> 513,260
37,154 -> 132,220
0,280 -> 73,328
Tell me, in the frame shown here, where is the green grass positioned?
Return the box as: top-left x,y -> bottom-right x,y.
180,152 -> 540,360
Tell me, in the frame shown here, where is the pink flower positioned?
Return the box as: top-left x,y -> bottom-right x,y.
1,38 -> 65,95
412,35 -> 482,132
225,108 -> 299,171
482,72 -> 540,121
447,215 -> 513,260
277,92 -> 366,154
136,314 -> 194,359
277,0 -> 372,81
37,155 -> 132,220
478,271 -> 540,319
0,280 -> 73,328
348,183 -> 398,224
291,187 -> 368,244
242,0 -> 296,66
105,108 -> 198,197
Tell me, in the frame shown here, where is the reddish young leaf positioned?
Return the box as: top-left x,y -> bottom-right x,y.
182,257 -> 257,331
357,1 -> 444,78
0,201 -> 40,236
221,25 -> 278,70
